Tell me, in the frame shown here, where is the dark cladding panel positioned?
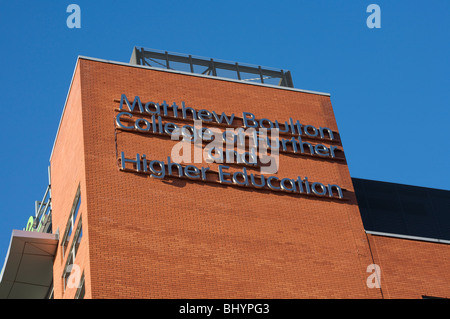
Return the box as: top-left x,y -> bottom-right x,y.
428,189 -> 450,240
397,186 -> 440,239
352,178 -> 450,241
352,178 -> 407,235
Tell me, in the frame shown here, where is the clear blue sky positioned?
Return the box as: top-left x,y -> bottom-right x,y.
0,1 -> 449,261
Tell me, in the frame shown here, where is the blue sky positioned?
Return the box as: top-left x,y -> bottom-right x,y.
0,1 -> 449,261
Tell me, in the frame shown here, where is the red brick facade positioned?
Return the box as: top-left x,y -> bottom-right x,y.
367,235 -> 450,299
49,57 -> 449,299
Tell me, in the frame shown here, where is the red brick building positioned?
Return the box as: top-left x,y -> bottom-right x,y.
1,49 -> 449,299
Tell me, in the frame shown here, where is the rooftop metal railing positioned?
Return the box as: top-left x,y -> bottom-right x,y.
130,47 -> 294,88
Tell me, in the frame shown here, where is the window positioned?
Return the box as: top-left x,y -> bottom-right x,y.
75,274 -> 85,299
74,223 -> 83,256
61,187 -> 81,257
63,253 -> 74,290
63,218 -> 83,290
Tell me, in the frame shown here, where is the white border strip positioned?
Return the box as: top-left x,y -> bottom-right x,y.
366,230 -> 450,245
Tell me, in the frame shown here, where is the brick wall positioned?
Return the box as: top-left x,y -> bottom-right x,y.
50,64 -> 91,299
367,234 -> 450,299
52,58 -> 384,298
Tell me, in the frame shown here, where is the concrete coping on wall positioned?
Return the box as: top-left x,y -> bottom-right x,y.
366,230 -> 450,245
79,55 -> 331,96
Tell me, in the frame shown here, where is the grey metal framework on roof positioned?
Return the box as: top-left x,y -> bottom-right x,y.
29,184 -> 52,234
130,47 -> 294,88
